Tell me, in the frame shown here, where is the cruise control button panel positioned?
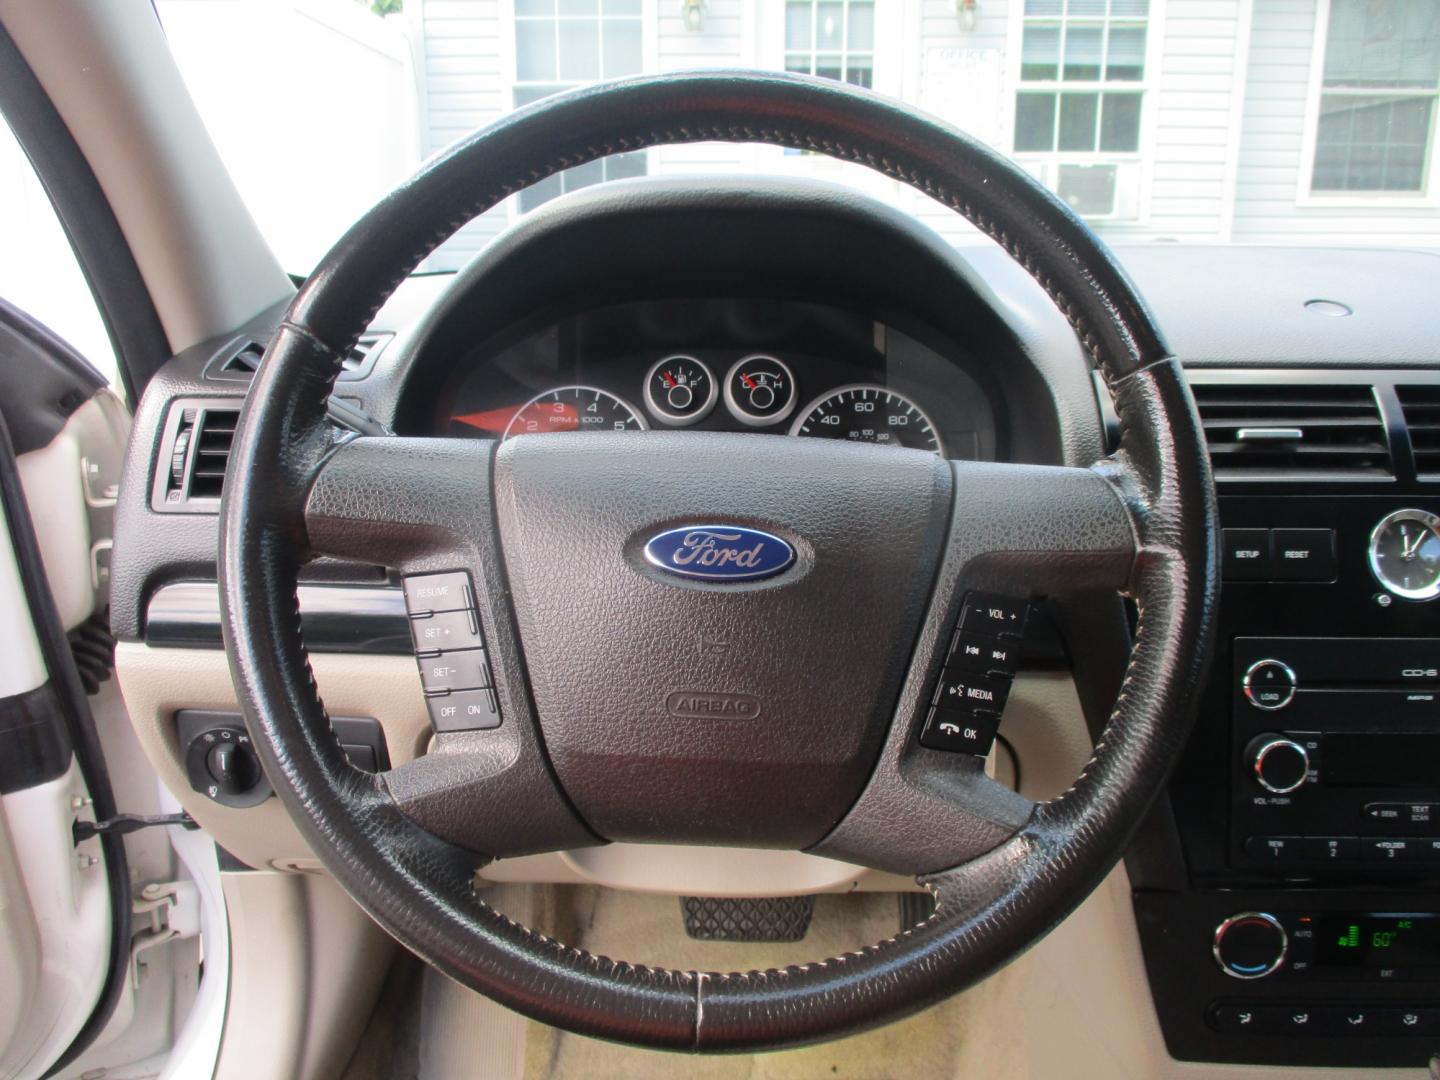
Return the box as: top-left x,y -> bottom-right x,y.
919,591 -> 1031,758
401,570 -> 502,732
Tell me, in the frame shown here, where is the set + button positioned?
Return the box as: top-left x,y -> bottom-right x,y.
920,592 -> 1030,757
402,571 -> 502,733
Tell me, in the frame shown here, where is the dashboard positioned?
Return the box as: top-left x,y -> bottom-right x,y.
415,297 -> 996,461
108,175 -> 1440,1076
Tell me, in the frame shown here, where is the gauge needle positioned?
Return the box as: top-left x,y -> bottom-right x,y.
1402,527 -> 1424,560
741,374 -> 756,390
662,371 -> 676,388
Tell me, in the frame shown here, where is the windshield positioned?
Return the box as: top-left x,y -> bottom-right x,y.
158,0 -> 1440,275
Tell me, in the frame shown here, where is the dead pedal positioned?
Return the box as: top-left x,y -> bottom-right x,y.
680,895 -> 814,942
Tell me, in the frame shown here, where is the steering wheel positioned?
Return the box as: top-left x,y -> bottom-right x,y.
220,70 -> 1217,1051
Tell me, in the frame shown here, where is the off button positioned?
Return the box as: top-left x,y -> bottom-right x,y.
1243,659 -> 1297,711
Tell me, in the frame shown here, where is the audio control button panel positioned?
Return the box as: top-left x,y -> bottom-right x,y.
1229,637 -> 1440,875
919,592 -> 1029,757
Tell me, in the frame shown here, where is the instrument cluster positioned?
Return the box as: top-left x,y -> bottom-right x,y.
430,298 -> 996,461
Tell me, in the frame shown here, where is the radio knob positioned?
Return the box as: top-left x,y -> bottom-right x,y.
1213,912 -> 1288,980
1243,658 -> 1297,710
1245,734 -> 1311,794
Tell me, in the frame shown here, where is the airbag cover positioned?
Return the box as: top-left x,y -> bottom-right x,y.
493,431 -> 951,846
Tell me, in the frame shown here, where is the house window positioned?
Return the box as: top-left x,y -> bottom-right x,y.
1310,0 -> 1440,194
513,0 -> 646,211
784,0 -> 875,89
1014,0 -> 1149,218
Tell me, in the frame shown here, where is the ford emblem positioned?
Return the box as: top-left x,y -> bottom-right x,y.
642,525 -> 795,582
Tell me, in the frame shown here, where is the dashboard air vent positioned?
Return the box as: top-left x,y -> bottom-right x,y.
211,333 -> 391,381
1398,385 -> 1440,479
152,401 -> 241,512
1191,383 -> 1391,481
217,340 -> 265,375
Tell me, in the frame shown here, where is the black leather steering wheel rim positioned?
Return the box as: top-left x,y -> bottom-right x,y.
219,70 -> 1218,1051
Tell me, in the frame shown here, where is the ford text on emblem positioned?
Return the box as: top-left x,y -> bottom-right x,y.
642,525 -> 795,582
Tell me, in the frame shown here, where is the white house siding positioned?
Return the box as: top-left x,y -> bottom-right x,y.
1231,0 -> 1440,244
910,0 -> 1015,244
410,0 -> 511,269
651,0 -> 755,179
407,0 -> 1439,268
1113,0 -> 1247,242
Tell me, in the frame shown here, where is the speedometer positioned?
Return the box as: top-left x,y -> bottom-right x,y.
501,386 -> 647,440
789,385 -> 944,455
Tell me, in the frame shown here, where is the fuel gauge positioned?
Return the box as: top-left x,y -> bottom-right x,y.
724,354 -> 797,427
644,355 -> 717,426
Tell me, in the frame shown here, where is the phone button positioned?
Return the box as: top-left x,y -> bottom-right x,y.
919,706 -> 1001,756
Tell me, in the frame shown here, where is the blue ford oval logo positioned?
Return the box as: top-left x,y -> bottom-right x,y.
643,525 -> 795,582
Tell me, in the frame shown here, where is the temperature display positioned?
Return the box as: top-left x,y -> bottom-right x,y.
1316,914 -> 1440,969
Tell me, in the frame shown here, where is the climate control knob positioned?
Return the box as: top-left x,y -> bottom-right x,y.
1244,734 -> 1310,794
1213,912 -> 1288,979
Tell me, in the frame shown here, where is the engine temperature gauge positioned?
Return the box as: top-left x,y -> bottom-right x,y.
1369,508 -> 1440,600
724,355 -> 797,427
644,355 -> 717,426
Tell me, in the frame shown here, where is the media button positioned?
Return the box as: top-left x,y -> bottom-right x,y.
933,668 -> 1010,712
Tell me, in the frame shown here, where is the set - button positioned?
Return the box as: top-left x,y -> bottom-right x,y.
402,571 -> 501,733
919,591 -> 1030,757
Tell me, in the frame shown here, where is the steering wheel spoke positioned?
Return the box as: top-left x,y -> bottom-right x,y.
813,458 -> 1137,875
303,435 -> 493,572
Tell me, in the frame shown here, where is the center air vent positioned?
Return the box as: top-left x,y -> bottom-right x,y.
212,333 -> 391,381
1397,385 -> 1440,480
1190,383 -> 1391,481
151,400 -> 241,513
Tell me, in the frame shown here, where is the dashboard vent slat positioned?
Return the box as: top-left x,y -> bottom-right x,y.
1190,383 -> 1392,482
152,401 -> 242,511
210,333 -> 392,382
1398,385 -> 1440,480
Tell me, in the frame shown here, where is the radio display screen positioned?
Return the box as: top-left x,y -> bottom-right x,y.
1316,914 -> 1440,969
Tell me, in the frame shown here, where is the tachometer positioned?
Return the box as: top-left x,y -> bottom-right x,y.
500,386 -> 647,440
789,385 -> 944,455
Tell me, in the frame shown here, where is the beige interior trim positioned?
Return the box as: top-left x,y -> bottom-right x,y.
216,870 -> 392,1080
114,643 -> 432,870
0,804 -> 38,1071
